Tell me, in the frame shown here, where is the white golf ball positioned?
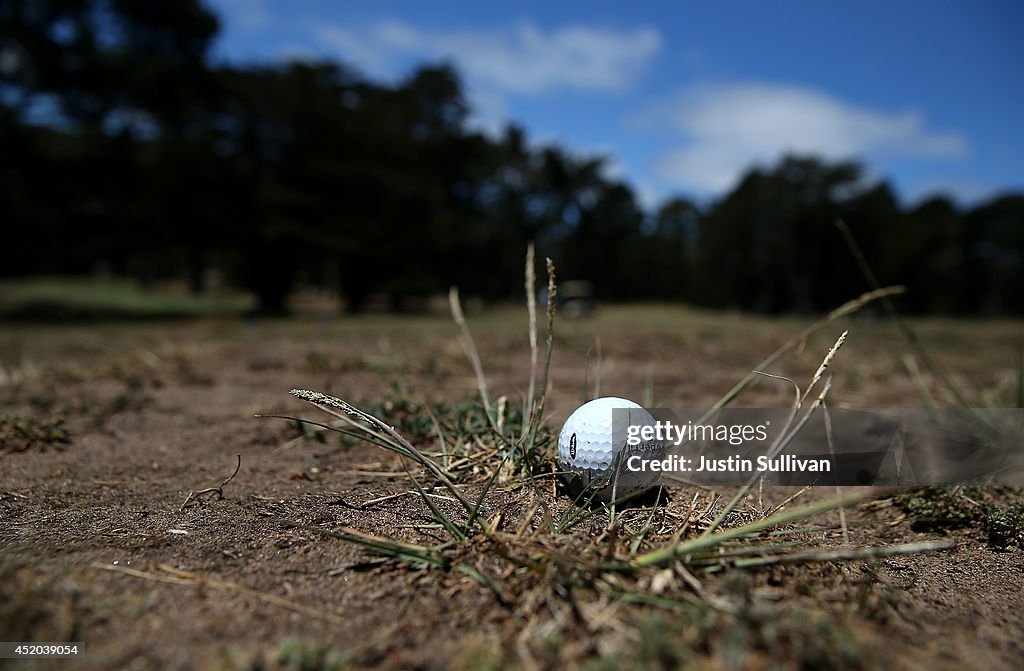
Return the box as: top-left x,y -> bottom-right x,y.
557,397 -> 657,501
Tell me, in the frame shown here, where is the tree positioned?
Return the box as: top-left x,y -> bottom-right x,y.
3,2 -> 1021,317
901,197 -> 961,313
959,195 -> 1024,315
697,155 -> 867,313
213,62 -> 367,313
557,181 -> 645,299
0,0 -> 222,290
647,197 -> 699,300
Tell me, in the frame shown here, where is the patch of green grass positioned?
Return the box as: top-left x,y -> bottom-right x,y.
896,487 -> 1024,549
896,487 -> 974,525
271,640 -> 348,671
0,277 -> 246,319
219,639 -> 348,671
451,636 -> 505,671
376,392 -> 548,452
985,502 -> 1024,547
0,413 -> 70,453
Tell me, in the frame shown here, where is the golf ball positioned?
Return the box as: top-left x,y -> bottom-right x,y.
557,397 -> 658,501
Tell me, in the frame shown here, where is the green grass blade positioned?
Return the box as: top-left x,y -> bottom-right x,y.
631,490 -> 873,568
284,522 -> 449,568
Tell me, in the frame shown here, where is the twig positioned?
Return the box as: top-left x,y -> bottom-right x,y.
179,454 -> 241,510
770,486 -> 812,514
668,492 -> 702,546
91,562 -> 194,585
724,538 -> 955,569
359,492 -> 412,507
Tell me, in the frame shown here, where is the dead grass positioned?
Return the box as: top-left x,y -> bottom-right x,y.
0,298 -> 1020,669
257,267 -> 992,669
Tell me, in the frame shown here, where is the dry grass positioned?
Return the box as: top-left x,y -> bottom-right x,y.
259,254 -> 993,669
1,261 -> 1021,668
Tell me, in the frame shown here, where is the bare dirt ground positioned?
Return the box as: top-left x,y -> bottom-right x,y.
1,306 -> 1022,670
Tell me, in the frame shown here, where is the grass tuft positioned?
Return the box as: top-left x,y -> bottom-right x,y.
263,248 -> 987,669
896,486 -> 1024,549
0,413 -> 70,453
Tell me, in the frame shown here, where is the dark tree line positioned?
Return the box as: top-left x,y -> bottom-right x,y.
2,0 -> 1022,315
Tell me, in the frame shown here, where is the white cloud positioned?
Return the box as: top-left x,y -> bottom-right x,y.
462,86 -> 509,136
632,182 -> 666,213
593,150 -> 626,180
313,20 -> 661,95
218,0 -> 269,31
314,24 -> 395,75
644,83 -> 970,194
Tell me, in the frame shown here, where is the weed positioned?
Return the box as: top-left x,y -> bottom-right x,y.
0,413 -> 70,453
896,486 -> 1024,549
985,501 -> 1024,547
895,487 -> 974,525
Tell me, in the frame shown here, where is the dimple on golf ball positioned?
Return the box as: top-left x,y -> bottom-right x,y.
557,396 -> 658,501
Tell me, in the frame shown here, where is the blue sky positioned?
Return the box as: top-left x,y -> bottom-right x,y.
206,0 -> 1024,210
